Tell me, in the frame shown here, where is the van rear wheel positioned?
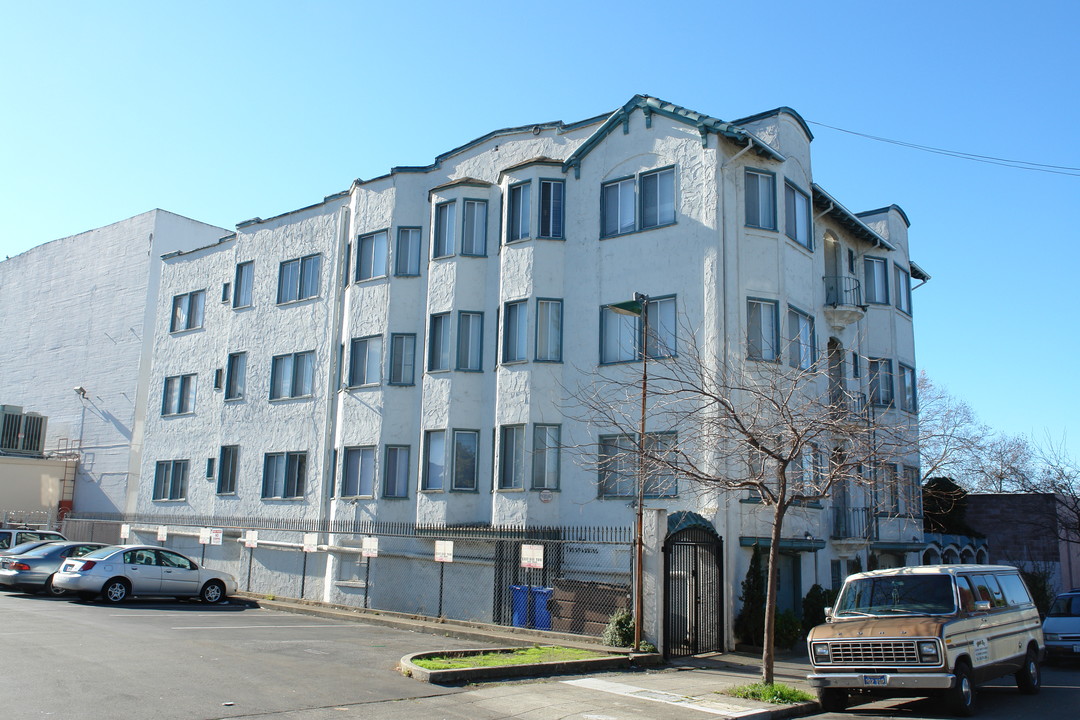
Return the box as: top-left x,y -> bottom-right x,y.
817,687 -> 847,712
946,660 -> 976,717
1015,647 -> 1041,694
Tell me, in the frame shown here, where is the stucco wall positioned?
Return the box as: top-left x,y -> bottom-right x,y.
0,456 -> 66,513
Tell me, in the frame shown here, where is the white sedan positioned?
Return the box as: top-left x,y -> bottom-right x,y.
54,545 -> 238,603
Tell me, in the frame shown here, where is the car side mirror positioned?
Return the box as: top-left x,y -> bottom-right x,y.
824,606 -> 833,623
974,600 -> 991,612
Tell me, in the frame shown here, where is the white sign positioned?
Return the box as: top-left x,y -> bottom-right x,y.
521,544 -> 544,569
435,540 -> 454,563
244,530 -> 259,548
362,536 -> 379,558
199,528 -> 212,545
120,524 -> 131,541
210,528 -> 224,546
302,533 -> 318,553
156,525 -> 168,542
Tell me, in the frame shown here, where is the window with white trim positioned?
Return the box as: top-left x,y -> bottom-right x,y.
395,227 -> 421,276
383,446 -> 410,498
864,256 -> 889,304
356,231 -> 388,281
745,169 -> 776,230
601,177 -> 635,237
868,358 -> 894,406
787,308 -> 815,370
457,312 -> 483,371
895,264 -> 912,315
784,181 -> 812,249
270,351 -> 315,399
162,374 -> 196,415
389,334 -> 416,385
217,446 -> 238,494
502,300 -> 527,363
153,460 -> 189,500
539,180 -> 564,238
262,451 -> 306,499
348,336 -> 381,387
499,425 -> 525,489
233,262 -> 253,308
341,447 -> 375,497
277,255 -> 321,304
462,200 -> 487,255
225,352 -> 246,400
898,363 -> 917,412
171,291 -> 205,332
598,433 -> 677,498
640,167 -> 675,230
747,299 -> 779,361
600,296 -> 675,363
433,202 -> 455,257
428,313 -> 450,371
532,424 -> 560,490
535,299 -> 562,362
508,183 -> 530,241
453,430 -> 478,491
422,430 -> 446,491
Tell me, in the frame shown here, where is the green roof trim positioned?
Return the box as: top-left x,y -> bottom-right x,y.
811,184 -> 896,251
667,510 -> 718,537
910,261 -> 931,282
730,106 -> 815,142
871,540 -> 927,552
740,536 -> 826,552
856,204 -> 912,228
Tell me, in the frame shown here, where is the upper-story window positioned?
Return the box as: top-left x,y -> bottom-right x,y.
639,167 -> 675,230
457,311 -> 483,371
508,183 -> 531,242
348,336 -> 382,387
787,307 -> 815,370
535,299 -> 563,362
233,262 -> 253,308
601,167 -> 676,238
356,231 -> 388,281
864,257 -> 889,304
433,202 -> 456,258
171,291 -> 205,332
162,374 -> 196,415
747,298 -> 779,361
462,200 -> 488,255
539,180 -> 564,238
153,460 -> 189,501
428,313 -> 451,372
600,296 -> 676,364
898,363 -> 917,413
784,181 -> 812,249
395,228 -> 422,276
225,352 -> 246,400
895,264 -> 912,315
277,255 -> 321,304
262,451 -> 306,499
502,300 -> 527,363
389,334 -> 416,385
868,358 -> 894,406
745,169 -> 776,230
270,351 -> 315,399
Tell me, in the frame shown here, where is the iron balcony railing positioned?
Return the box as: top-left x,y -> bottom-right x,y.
832,506 -> 876,540
824,276 -> 863,308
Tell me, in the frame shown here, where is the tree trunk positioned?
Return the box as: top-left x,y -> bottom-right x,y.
761,501 -> 787,685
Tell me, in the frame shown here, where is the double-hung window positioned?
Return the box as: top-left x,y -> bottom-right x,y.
598,433 -> 677,498
864,257 -> 889,304
599,297 -> 674,364
452,430 -> 478,491
539,180 -> 564,238
508,183 -> 530,241
457,312 -> 483,371
502,300 -> 527,363
395,228 -> 422,276
745,170 -> 776,230
902,466 -> 922,516
342,446 -> 375,497
217,446 -> 238,494
356,231 -> 388,281
433,202 -> 455,257
868,358 -> 894,406
498,425 -> 525,489
895,264 -> 912,315
784,181 -> 812,249
233,262 -> 253,308
162,374 -> 196,415
898,363 -> 917,412
270,351 -> 315,399
645,296 -> 676,359
640,167 -> 675,230
225,352 -> 246,400
383,446 -> 410,498
461,200 -> 487,255
153,460 -> 189,500
389,334 -> 416,385
277,255 -> 321,303
787,308 -> 815,370
601,168 -> 676,237
531,424 -> 560,490
348,336 -> 381,387
171,291 -> 205,332
262,451 -> 306,499
422,430 -> 446,491
428,313 -> 451,371
747,299 -> 779,361
535,299 -> 563,362
601,178 -> 635,237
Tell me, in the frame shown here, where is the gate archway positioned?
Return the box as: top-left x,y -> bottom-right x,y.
664,512 -> 723,657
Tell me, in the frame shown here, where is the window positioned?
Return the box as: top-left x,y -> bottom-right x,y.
895,264 -> 912,315
640,167 -> 675,230
787,308 -> 815,370
499,425 -> 525,489
452,430 -> 479,491
864,257 -> 889,304
153,460 -> 189,500
535,299 -> 563,362
898,363 -> 917,412
221,283 -> 231,304
461,200 -> 487,255
599,297 -> 674,364
902,466 -> 922,516
213,368 -> 223,390
428,313 -> 451,371
171,291 -> 205,332
747,299 -> 779,361
457,312 -> 483,371
508,183 -> 530,241
162,374 -> 196,415
532,424 -> 560,490
851,351 -> 861,378
395,227 -> 421,276
270,351 -> 315,399
342,447 -> 375,497
745,170 -> 776,230
225,352 -> 246,400
348,337 -> 381,387
262,452 -> 306,499
356,231 -> 388,281
383,445 -> 410,498
868,358 -> 894,406
433,202 -> 455,257
278,254 -> 321,304
217,446 -> 238,494
645,296 -> 676,359
502,300 -> 527,363
539,180 -> 564,238
598,433 -> 677,498
389,334 -> 416,385
234,262 -> 253,308
422,430 -> 446,491
784,181 -> 812,249
601,178 -> 635,237
877,463 -> 900,514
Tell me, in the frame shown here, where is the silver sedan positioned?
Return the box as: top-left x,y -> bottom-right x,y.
53,545 -> 238,603
0,541 -> 106,595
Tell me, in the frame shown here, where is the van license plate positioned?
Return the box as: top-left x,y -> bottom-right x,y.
863,675 -> 887,686
1073,644 -> 1080,653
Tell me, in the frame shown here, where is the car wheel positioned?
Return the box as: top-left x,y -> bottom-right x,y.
1016,647 -> 1041,694
946,660 -> 976,717
817,687 -> 847,712
102,578 -> 131,604
44,575 -> 67,597
200,580 -> 225,604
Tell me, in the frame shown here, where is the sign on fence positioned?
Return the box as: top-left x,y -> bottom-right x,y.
199,528 -> 212,544
157,525 -> 168,542
120,524 -> 130,541
244,530 -> 258,548
362,536 -> 378,558
521,544 -> 544,569
302,533 -> 318,553
210,528 -> 223,546
435,540 -> 453,562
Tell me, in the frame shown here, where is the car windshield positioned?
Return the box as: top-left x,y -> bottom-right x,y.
79,546 -> 121,561
19,544 -> 64,558
6,541 -> 53,555
1048,595 -> 1080,617
836,574 -> 956,615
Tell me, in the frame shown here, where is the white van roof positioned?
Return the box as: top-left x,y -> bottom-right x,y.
847,564 -> 1019,581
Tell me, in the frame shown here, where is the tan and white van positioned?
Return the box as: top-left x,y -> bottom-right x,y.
806,564 -> 1043,716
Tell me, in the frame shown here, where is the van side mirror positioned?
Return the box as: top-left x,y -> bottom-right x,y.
824,606 -> 833,623
974,600 -> 991,612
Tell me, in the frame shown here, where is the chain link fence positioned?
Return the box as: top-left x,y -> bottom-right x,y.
62,514 -> 633,638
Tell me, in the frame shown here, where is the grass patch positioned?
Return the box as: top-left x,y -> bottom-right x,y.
412,645 -> 614,670
724,682 -> 815,705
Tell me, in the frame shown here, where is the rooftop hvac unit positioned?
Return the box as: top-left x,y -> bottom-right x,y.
0,408 -> 47,455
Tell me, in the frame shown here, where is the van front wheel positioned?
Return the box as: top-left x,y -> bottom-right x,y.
1015,647 -> 1041,694
946,660 -> 976,717
817,688 -> 847,712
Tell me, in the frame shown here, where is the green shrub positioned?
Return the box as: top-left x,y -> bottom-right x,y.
734,544 -> 766,645
774,610 -> 802,650
725,682 -> 814,704
602,608 -> 634,647
801,584 -> 837,635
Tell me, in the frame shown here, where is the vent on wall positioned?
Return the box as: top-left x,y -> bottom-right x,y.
0,406 -> 48,455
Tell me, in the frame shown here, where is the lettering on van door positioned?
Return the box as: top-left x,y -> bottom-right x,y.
973,638 -> 990,665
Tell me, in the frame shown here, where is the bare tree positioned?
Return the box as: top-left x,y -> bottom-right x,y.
916,372 -> 987,482
572,332 -> 910,684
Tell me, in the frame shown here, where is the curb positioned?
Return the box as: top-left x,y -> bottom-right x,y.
399,647 -> 660,684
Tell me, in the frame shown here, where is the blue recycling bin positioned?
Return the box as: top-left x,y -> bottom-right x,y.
532,586 -> 553,630
510,584 -> 530,627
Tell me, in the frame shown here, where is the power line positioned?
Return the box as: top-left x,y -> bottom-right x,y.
808,120 -> 1080,178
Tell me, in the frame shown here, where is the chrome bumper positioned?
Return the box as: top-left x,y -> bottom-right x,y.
807,672 -> 955,690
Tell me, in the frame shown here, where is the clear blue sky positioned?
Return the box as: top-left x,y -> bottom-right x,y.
2,1 -> 1077,459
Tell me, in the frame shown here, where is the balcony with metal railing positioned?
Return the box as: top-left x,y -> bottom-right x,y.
823,276 -> 865,330
831,506 -> 876,541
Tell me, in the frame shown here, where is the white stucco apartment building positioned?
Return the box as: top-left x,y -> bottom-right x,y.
136,96 -> 927,640
0,210 -> 227,514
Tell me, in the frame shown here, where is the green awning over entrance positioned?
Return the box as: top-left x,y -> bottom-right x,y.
739,536 -> 826,552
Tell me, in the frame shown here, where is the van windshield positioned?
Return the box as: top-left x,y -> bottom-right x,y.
836,575 -> 955,616
1048,595 -> 1080,617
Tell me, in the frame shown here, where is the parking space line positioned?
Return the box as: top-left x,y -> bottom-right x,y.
172,624 -> 345,630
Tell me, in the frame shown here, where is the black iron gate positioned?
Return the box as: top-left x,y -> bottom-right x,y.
664,526 -> 723,657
